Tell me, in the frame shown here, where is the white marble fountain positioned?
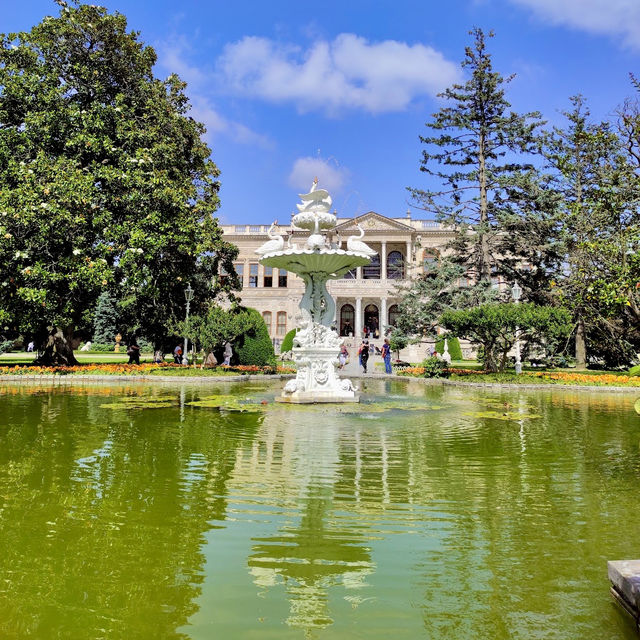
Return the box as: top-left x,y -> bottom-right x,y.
257,179 -> 374,403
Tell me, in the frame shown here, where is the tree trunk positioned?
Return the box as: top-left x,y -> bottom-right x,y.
34,326 -> 79,366
575,318 -> 586,368
478,132 -> 492,282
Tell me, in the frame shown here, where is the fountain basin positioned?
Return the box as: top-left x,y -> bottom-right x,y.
260,248 -> 371,278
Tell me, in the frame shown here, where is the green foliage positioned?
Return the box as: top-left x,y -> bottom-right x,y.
183,305 -> 261,359
389,330 -> 409,357
394,259 -> 497,338
629,365 -> 640,377
0,3 -> 240,362
84,342 -> 114,353
235,308 -> 275,367
435,336 -> 463,360
92,292 -> 118,344
0,339 -> 13,354
440,303 -> 572,372
420,356 -> 449,378
280,329 -> 297,353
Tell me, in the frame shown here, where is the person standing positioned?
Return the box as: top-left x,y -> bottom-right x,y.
223,341 -> 233,366
173,345 -> 183,364
381,338 -> 392,374
359,340 -> 369,374
127,339 -> 141,365
338,344 -> 348,369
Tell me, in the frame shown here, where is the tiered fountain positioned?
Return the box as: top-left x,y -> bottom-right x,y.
257,179 -> 375,403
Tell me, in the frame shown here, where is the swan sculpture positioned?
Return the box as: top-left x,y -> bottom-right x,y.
346,223 -> 376,256
255,221 -> 285,256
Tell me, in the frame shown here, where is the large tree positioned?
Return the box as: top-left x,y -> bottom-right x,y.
0,1 -> 239,364
409,28 -> 544,284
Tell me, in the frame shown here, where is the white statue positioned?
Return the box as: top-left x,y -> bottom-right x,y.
286,234 -> 298,250
293,308 -> 314,348
346,223 -> 377,256
255,221 -> 285,256
296,178 -> 332,213
80,341 -> 92,352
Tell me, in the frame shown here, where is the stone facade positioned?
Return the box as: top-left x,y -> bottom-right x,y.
221,211 -> 460,362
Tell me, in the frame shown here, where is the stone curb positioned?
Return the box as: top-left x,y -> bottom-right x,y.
0,372 -> 637,393
350,372 -> 640,393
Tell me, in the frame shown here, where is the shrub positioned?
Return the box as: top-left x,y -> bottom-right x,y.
0,339 -> 13,354
280,328 -> 297,353
235,308 -> 276,367
629,364 -> 640,377
420,356 -> 449,378
435,336 -> 463,360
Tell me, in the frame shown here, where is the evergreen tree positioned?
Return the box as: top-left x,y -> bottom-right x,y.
410,28 -> 544,284
92,292 -> 118,344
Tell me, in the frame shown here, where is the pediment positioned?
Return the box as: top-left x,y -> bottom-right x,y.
335,211 -> 415,234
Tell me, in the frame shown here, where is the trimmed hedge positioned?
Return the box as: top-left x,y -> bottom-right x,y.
280,328 -> 297,353
435,336 -> 463,360
629,364 -> 640,377
235,308 -> 276,367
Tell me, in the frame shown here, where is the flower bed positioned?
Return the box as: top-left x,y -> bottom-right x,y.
0,363 -> 296,377
397,367 -> 640,387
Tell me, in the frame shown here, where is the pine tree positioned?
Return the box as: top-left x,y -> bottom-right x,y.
92,292 -> 118,345
410,28 -> 543,284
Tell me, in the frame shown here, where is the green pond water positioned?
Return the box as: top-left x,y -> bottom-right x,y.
1,379 -> 640,639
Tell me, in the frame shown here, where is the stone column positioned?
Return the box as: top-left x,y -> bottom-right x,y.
356,266 -> 362,280
380,297 -> 387,335
355,297 -> 362,338
381,241 -> 387,280
405,241 -> 412,278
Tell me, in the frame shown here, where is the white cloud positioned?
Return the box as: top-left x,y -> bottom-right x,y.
156,40 -> 271,147
288,157 -> 349,194
217,34 -> 461,114
509,0 -> 640,48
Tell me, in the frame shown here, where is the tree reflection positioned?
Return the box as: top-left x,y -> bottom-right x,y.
0,385 -> 262,639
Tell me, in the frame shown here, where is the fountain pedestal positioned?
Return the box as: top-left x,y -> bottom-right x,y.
276,346 -> 358,404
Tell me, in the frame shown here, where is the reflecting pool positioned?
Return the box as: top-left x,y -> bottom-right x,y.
1,380 -> 639,639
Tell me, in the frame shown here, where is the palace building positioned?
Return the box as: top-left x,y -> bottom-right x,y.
221,210 -> 456,356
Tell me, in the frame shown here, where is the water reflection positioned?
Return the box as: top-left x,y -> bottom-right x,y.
0,382 -> 639,639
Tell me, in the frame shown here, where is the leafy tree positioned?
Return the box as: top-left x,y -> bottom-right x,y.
543,96 -> 640,367
0,2 -> 240,364
388,330 -> 409,360
92,292 -> 118,345
179,305 -> 261,366
440,303 -> 572,372
409,28 -> 543,284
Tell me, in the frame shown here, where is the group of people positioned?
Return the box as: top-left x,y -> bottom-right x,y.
338,338 -> 393,374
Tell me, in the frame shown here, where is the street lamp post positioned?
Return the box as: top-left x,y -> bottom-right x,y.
512,282 -> 522,375
183,283 -> 194,365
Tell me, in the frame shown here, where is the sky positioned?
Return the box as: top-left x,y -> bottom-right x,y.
4,0 -> 640,225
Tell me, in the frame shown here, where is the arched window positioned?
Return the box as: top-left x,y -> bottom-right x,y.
276,311 -> 287,336
388,304 -> 400,328
262,311 -> 272,335
363,253 -> 380,279
340,304 -> 355,336
387,251 -> 404,279
423,249 -> 439,273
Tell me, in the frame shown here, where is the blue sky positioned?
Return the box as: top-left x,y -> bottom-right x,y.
4,0 -> 640,224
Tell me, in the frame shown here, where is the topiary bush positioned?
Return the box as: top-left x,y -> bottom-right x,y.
280,328 -> 297,353
235,308 -> 276,367
629,364 -> 640,377
421,356 -> 450,378
435,336 -> 463,360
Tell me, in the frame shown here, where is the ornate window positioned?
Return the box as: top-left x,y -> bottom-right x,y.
263,266 -> 273,287
363,253 -> 381,279
262,311 -> 272,335
278,270 -> 288,287
422,250 -> 439,273
249,263 -> 258,287
234,263 -> 244,285
388,304 -> 400,327
276,311 -> 287,336
387,251 -> 404,279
